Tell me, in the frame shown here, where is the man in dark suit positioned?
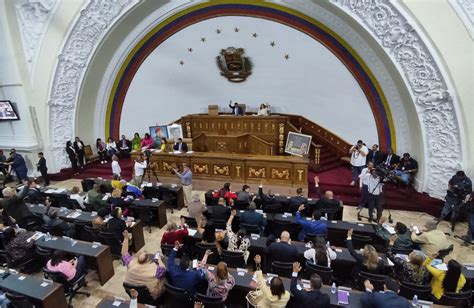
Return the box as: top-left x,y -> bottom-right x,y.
265,231 -> 298,263
73,137 -> 85,167
308,176 -> 341,218
229,101 -> 244,116
36,152 -> 49,186
382,148 -> 400,170
360,278 -> 410,308
240,202 -> 266,231
289,188 -> 308,213
367,144 -> 384,166
208,197 -> 231,221
173,138 -> 188,153
118,134 -> 131,158
290,262 -> 330,308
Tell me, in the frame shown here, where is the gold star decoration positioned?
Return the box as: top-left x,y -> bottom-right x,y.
234,27 -> 239,32
270,41 -> 276,47
216,29 -> 221,34
188,48 -> 193,52
179,60 -> 184,65
201,37 -> 206,42
252,33 -> 258,38
284,54 -> 290,60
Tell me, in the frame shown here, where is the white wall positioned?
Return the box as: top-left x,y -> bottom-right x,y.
121,16 -> 378,145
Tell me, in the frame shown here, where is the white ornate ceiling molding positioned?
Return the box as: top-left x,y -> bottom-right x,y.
47,0 -> 139,170
449,0 -> 474,39
15,0 -> 60,75
331,0 -> 466,198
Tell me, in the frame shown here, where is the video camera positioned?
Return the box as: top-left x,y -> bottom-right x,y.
374,165 -> 398,183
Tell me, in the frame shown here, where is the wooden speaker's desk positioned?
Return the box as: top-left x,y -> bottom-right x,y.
131,151 -> 308,187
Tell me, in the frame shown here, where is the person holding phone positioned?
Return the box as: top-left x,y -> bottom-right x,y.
47,250 -> 86,282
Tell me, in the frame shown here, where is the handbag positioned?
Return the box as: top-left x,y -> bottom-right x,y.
246,288 -> 264,307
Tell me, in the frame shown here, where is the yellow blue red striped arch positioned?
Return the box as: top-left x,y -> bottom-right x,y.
106,1 -> 396,150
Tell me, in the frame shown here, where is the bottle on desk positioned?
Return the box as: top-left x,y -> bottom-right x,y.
331,282 -> 336,294
412,295 -> 418,306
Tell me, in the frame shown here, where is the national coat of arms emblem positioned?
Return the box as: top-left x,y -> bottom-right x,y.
216,47 -> 253,83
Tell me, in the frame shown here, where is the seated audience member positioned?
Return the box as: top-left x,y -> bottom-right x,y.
424,254 -> 466,300
240,202 -> 266,232
96,138 -> 107,164
257,103 -> 270,116
382,148 -> 400,170
236,185 -> 253,203
26,180 -> 44,204
107,207 -> 127,242
395,153 -> 418,185
304,239 -> 337,267
290,262 -> 330,308
125,181 -> 143,198
253,255 -> 290,306
386,236 -> 430,285
311,176 -> 342,216
159,138 -> 169,152
229,101 -> 244,116
289,188 -> 308,213
208,197 -> 231,221
92,208 -> 108,230
161,218 -> 188,245
87,184 -> 107,211
0,183 -> 34,227
187,194 -> 207,225
411,221 -> 450,256
367,144 -> 384,167
203,261 -> 235,300
121,230 -> 166,300
140,133 -> 153,150
118,135 -> 131,158
167,241 -> 207,295
266,231 -> 298,263
0,291 -> 10,307
257,185 -> 280,208
361,278 -> 410,308
346,229 -> 384,274
43,200 -> 76,237
214,182 -> 237,200
111,174 -> 124,190
227,210 -> 251,262
109,188 -> 131,216
47,250 -> 87,282
69,186 -> 85,209
106,137 -> 117,158
296,205 -> 327,241
374,218 -> 414,252
173,138 -> 188,153
2,227 -> 36,266
131,133 -> 141,151
201,223 -> 224,255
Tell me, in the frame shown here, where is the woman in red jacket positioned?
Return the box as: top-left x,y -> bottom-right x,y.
161,218 -> 188,245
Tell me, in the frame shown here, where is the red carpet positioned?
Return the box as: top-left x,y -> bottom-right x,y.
308,166 -> 443,217
50,159 -> 134,181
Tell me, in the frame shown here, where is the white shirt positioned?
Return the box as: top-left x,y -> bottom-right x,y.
106,142 -> 116,151
349,145 -> 368,167
134,160 -> 147,176
367,174 -> 383,195
112,160 -> 121,176
70,194 -> 85,209
359,167 -> 371,187
304,246 -> 337,267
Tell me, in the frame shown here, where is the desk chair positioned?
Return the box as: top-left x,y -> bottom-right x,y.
43,267 -> 90,306
5,291 -> 33,308
222,250 -> 245,268
181,216 -> 198,228
41,224 -> 64,237
35,246 -> 53,268
240,223 -> 261,236
123,282 -> 156,306
163,282 -> 193,308
233,201 -> 249,210
83,225 -> 102,243
272,219 -> 292,238
440,290 -> 472,307
271,261 -> 293,278
195,242 -> 220,264
399,281 -> 432,301
99,230 -> 122,258
209,219 -> 226,231
358,271 -> 386,292
305,261 -> 333,284
303,233 -> 327,243
74,221 -> 92,241
194,293 -> 225,308
351,233 -> 372,250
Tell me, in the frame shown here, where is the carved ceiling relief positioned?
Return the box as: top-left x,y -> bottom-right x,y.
332,0 -> 464,198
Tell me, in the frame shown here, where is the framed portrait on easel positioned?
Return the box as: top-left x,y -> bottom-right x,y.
285,132 -> 312,157
167,124 -> 183,142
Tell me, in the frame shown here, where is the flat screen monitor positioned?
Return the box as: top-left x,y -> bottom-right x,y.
0,100 -> 20,121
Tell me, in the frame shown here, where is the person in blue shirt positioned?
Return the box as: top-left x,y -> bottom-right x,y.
240,202 -> 267,232
296,204 -> 327,241
167,241 -> 208,295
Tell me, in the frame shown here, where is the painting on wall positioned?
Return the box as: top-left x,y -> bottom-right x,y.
167,124 -> 183,141
284,132 -> 312,156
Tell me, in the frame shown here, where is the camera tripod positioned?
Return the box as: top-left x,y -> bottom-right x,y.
145,161 -> 160,184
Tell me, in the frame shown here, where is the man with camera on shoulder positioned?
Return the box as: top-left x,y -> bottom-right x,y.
360,168 -> 384,223
349,140 -> 368,186
437,171 -> 472,232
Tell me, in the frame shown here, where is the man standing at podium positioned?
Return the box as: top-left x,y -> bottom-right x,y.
174,163 -> 192,205
229,101 -> 244,116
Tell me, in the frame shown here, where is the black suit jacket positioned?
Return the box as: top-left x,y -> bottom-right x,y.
266,241 -> 298,263
73,141 -> 85,153
173,142 -> 188,152
208,205 -> 230,221
382,153 -> 400,168
289,196 -> 308,213
290,276 -> 330,308
37,157 -> 47,173
367,150 -> 383,166
360,290 -> 411,308
118,139 -> 130,150
258,187 -> 279,205
229,103 -> 244,116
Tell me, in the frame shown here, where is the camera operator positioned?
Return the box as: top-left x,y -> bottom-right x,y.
349,140 -> 368,186
133,153 -> 147,185
364,168 -> 383,223
437,171 -> 472,232
357,162 -> 374,210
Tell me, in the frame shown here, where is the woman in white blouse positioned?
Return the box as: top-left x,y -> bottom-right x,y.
106,137 -> 117,158
304,240 -> 337,267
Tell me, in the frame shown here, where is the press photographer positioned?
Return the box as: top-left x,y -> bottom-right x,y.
437,171 -> 472,231
349,139 -> 368,186
133,153 -> 147,184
